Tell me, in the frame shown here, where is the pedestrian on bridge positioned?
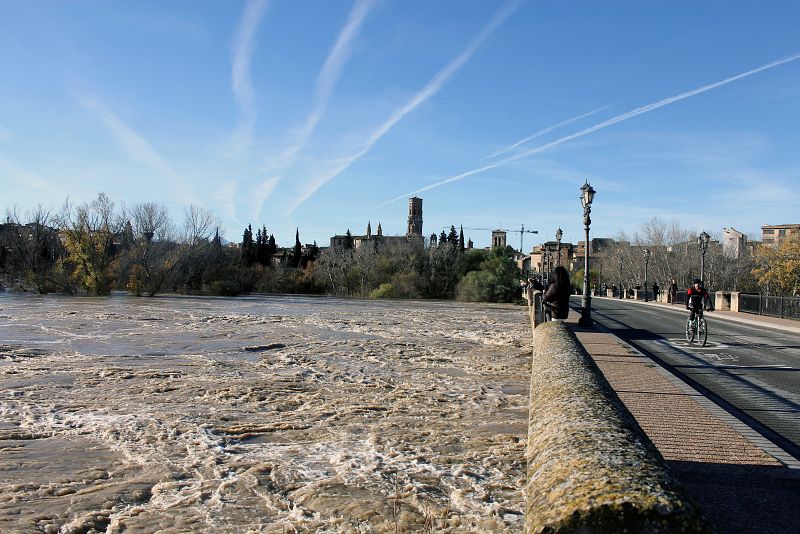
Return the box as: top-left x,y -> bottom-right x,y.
652,281 -> 660,301
543,266 -> 571,320
668,279 -> 678,304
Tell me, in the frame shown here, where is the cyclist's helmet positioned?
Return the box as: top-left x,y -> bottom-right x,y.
693,278 -> 702,285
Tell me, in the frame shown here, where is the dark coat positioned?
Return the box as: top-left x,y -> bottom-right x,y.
543,281 -> 570,319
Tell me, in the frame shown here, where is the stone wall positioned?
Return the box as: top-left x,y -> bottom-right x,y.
525,322 -> 709,532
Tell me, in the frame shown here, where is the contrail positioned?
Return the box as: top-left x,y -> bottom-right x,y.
252,0 -> 376,219
485,104 -> 614,159
376,52 -> 800,208
280,0 -> 377,165
288,0 -> 526,215
229,0 -> 269,154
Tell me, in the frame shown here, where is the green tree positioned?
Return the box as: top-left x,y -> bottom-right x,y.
241,224 -> 254,265
447,225 -> 458,244
292,228 -> 302,268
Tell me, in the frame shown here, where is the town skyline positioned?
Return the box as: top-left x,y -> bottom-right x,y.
3,1 -> 800,248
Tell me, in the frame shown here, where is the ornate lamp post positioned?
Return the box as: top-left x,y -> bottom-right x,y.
618,256 -> 623,299
579,181 -> 596,326
555,227 -> 563,267
698,231 -> 710,283
643,248 -> 651,302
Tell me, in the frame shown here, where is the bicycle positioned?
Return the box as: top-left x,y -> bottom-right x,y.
685,307 -> 709,346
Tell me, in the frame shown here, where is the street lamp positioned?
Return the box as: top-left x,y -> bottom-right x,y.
618,256 -> 623,299
555,227 -> 563,267
643,248 -> 651,302
579,181 -> 596,326
698,231 -> 710,283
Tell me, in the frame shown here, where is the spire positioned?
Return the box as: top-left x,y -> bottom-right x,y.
377,222 -> 383,236
367,221 -> 372,238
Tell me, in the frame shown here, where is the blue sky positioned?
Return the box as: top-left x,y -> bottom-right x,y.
2,1 -> 799,249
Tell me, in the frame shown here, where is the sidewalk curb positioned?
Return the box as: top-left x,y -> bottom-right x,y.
594,296 -> 800,335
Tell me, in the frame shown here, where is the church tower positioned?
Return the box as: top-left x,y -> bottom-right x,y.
407,197 -> 423,236
491,229 -> 507,249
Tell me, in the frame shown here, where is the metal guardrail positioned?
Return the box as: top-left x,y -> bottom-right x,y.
739,293 -> 800,320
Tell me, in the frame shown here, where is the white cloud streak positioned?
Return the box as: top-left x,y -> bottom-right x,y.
485,104 -> 613,159
77,95 -> 196,200
229,0 -> 269,155
281,0 -> 376,164
252,0 -> 375,218
288,0 -> 525,215
377,51 -> 800,207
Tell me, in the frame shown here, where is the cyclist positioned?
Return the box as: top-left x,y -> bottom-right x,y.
686,278 -> 713,321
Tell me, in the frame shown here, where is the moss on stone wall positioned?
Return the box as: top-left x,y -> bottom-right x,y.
525,322 -> 711,533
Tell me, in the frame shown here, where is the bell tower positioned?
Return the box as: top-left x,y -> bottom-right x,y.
407,197 -> 423,236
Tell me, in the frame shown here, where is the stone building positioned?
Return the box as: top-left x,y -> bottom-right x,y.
722,227 -> 749,259
491,230 -> 507,249
761,223 -> 800,248
331,197 -> 426,251
407,197 -> 423,237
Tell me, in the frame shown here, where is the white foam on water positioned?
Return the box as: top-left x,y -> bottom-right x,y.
0,294 -> 529,532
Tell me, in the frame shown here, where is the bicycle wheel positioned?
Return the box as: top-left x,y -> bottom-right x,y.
685,319 -> 695,343
698,318 -> 707,346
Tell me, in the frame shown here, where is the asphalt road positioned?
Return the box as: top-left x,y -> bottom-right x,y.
581,296 -> 800,460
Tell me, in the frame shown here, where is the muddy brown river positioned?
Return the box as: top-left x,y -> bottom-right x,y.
0,293 -> 530,533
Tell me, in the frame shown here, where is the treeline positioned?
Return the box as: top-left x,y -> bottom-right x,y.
0,193 -> 320,296
314,238 -> 521,302
591,218 -> 799,296
1,193 -> 524,302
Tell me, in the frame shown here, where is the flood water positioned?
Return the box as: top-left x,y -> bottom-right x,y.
0,293 -> 531,533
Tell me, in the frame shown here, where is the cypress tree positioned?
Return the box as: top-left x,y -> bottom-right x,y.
241,224 -> 254,265
293,228 -> 302,267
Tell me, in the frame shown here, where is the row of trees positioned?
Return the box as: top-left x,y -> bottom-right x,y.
313,238 -> 521,302
1,193 -> 523,302
0,193 -> 319,296
590,218 -> 799,296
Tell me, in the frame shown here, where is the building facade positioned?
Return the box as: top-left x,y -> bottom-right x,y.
491,230 -> 507,249
407,197 -> 423,237
761,224 -> 800,248
722,227 -> 749,259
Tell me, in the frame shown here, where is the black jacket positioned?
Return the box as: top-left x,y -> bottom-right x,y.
543,282 -> 570,319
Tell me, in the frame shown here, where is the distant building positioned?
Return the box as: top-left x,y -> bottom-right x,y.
407,197 -> 423,237
761,223 -> 800,248
331,197 -> 426,251
722,227 -> 749,259
525,241 -> 574,276
491,229 -> 507,249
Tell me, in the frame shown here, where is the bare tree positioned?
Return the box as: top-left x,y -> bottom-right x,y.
2,205 -> 63,293
182,204 -> 217,247
131,202 -> 173,242
58,193 -> 124,295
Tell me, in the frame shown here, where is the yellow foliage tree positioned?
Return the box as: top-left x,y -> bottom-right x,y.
752,235 -> 800,296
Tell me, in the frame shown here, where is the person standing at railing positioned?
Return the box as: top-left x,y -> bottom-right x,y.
668,279 -> 678,304
652,281 -> 660,302
544,266 -> 571,320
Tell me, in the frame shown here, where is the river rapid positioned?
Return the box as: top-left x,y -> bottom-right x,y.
0,293 -> 531,533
